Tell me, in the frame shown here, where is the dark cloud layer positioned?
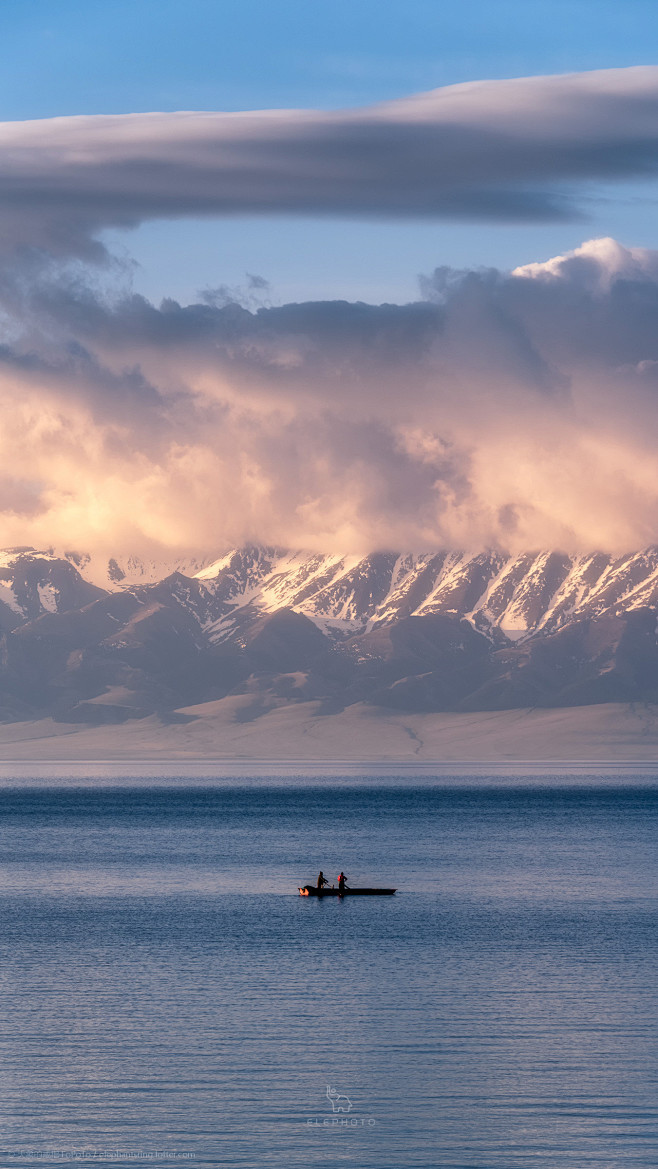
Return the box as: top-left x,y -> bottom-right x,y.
0,67 -> 658,255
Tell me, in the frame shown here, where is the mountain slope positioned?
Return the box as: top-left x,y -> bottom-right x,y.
4,543 -> 658,725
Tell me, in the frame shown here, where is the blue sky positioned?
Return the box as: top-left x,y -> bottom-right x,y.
2,0 -> 658,303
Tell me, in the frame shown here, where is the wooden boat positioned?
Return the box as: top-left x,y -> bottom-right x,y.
299,884 -> 396,896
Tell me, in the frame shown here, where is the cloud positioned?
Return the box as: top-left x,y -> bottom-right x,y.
1,66 -> 657,557
2,237 -> 658,555
1,67 -> 658,256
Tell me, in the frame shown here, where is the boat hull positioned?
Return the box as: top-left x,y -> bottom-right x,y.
298,885 -> 396,896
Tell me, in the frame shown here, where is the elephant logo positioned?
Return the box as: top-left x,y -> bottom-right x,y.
326,1085 -> 353,1113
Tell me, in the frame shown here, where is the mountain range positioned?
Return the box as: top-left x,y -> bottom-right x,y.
3,544 -> 658,726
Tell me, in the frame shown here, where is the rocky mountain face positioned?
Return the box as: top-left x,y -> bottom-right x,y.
3,544 -> 658,724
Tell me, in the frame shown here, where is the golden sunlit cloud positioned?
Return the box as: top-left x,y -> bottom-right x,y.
2,237 -> 658,556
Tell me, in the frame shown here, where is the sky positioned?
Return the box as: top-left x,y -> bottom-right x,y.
1,1 -> 658,557
1,0 -> 657,303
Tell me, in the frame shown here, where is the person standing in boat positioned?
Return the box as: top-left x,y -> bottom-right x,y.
317,871 -> 329,891
337,872 -> 347,894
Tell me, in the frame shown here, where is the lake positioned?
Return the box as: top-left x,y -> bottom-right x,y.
0,768 -> 656,1168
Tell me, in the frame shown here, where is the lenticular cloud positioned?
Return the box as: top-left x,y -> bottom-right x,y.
1,237 -> 658,557
0,67 -> 657,256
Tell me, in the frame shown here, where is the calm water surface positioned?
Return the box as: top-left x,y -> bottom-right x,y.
0,773 -> 656,1168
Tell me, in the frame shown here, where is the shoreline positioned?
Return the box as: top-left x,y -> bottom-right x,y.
2,699 -> 658,764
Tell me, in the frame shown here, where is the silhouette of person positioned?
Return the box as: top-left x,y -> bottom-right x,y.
317,871 -> 329,891
337,871 -> 347,894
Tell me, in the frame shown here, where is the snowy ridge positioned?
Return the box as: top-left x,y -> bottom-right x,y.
181,545 -> 658,644
6,544 -> 658,642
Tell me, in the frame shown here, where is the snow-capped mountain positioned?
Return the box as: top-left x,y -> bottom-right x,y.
6,543 -> 658,639
3,543 -> 658,724
146,545 -> 658,640
0,547 -> 105,628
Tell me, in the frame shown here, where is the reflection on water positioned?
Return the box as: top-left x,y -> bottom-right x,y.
0,781 -> 656,1168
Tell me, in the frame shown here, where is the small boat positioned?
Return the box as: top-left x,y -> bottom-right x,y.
298,884 -> 396,897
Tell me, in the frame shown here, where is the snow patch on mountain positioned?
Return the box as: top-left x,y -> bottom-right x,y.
62,550 -> 215,590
